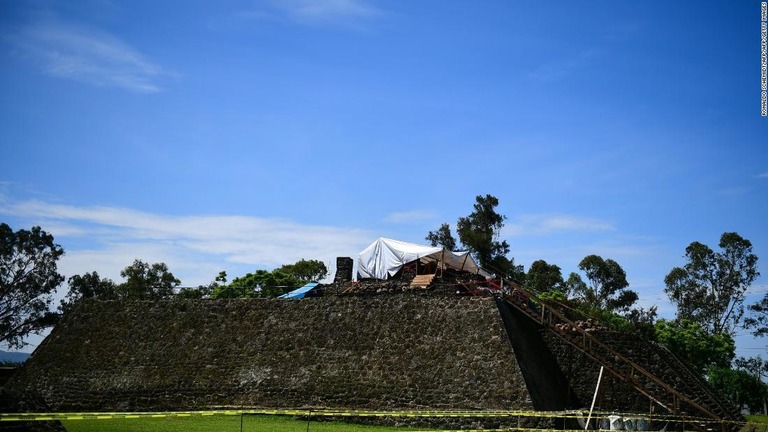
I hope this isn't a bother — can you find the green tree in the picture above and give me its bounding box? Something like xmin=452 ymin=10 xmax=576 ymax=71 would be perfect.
xmin=426 ymin=223 xmax=457 ymax=251
xmin=708 ymin=366 xmax=768 ymax=414
xmin=1 ymin=223 xmax=64 ymax=349
xmin=456 ymin=195 xmax=509 ymax=270
xmin=664 ymin=232 xmax=759 ymax=336
xmin=734 ymin=356 xmax=768 ymax=414
xmin=212 ymin=269 xmax=299 ymax=299
xmin=259 ymin=270 xmax=299 ymax=297
xmin=177 ymin=271 xmax=227 ymax=299
xmin=570 ymin=255 xmax=638 ymax=313
xmin=118 ymin=259 xmax=180 ymax=300
xmin=563 ymin=272 xmax=587 ymax=298
xmin=425 ymin=195 xmax=523 ymax=281
xmin=654 ymin=318 xmax=735 ymax=375
xmin=745 ymin=292 xmax=768 ymax=337
xmin=279 ymin=259 xmax=328 ymax=282
xmin=59 ymin=271 xmax=118 ymax=313
xmin=526 ymin=260 xmax=564 ymax=293
xmin=734 ymin=356 xmax=768 ymax=382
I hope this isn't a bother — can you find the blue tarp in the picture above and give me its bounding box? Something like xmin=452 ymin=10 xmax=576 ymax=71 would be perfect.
xmin=278 ymin=282 xmax=319 ymax=299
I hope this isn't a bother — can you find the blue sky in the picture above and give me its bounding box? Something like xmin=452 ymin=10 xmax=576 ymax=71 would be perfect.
xmin=1 ymin=0 xmax=766 ymax=355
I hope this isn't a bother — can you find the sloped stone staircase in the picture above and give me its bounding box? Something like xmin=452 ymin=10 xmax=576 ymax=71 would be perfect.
xmin=502 ymin=285 xmax=743 ymax=432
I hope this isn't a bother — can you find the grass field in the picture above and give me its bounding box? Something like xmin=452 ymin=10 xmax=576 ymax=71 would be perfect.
xmin=46 ymin=413 xmax=768 ymax=432
xmin=61 ymin=414 xmax=433 ymax=432
xmin=746 ymin=415 xmax=768 ymax=432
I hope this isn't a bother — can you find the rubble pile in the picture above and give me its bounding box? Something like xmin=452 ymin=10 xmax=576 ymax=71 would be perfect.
xmin=554 ymin=319 xmax=607 ymax=333
xmin=430 ymin=268 xmax=495 ymax=295
xmin=338 ymin=262 xmax=417 ymax=295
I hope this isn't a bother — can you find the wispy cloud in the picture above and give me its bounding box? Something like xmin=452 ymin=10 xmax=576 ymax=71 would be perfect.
xmin=715 ymin=186 xmax=749 ymax=197
xmin=504 ymin=214 xmax=615 ymax=237
xmin=0 ymin=199 xmax=372 ymax=286
xmin=10 ymin=22 xmax=168 ymax=93
xmin=384 ymin=210 xmax=437 ymax=224
xmin=275 ymin=0 xmax=380 ymax=24
xmin=757 ymin=172 xmax=768 ymax=179
xmin=232 ymin=0 xmax=382 ymax=28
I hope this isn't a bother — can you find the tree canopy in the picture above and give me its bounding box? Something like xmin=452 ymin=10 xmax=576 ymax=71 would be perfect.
xmin=60 ymin=260 xmax=181 ymax=310
xmin=708 ymin=366 xmax=768 ymax=414
xmin=654 ymin=318 xmax=735 ymax=375
xmin=211 ymin=258 xmax=325 ymax=299
xmin=62 ymin=258 xmax=324 ymax=303
xmin=456 ymin=195 xmax=510 ymax=271
xmin=525 ymin=259 xmax=565 ymax=293
xmin=746 ymin=292 xmax=768 ymax=337
xmin=177 ymin=271 xmax=227 ymax=299
xmin=118 ymin=259 xmax=180 ymax=300
xmin=734 ymin=356 xmax=768 ymax=383
xmin=425 ymin=223 xmax=457 ymax=252
xmin=427 ymin=195 xmax=523 ymax=281
xmin=212 ymin=269 xmax=299 ymax=299
xmin=278 ymin=259 xmax=328 ymax=282
xmin=568 ymin=255 xmax=638 ymax=313
xmin=59 ymin=271 xmax=118 ymax=313
xmin=664 ymin=232 xmax=759 ymax=336
xmin=1 ymin=223 xmax=64 ymax=349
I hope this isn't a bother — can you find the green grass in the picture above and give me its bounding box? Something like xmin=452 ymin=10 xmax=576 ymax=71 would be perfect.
xmin=744 ymin=415 xmax=768 ymax=432
xmin=61 ymin=414 xmax=432 ymax=432
xmin=58 ymin=413 xmax=768 ymax=432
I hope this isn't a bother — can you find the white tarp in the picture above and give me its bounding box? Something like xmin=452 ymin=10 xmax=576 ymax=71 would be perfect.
xmin=356 ymin=237 xmax=490 ymax=280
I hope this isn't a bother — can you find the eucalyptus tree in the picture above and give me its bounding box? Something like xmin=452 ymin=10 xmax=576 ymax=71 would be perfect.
xmin=665 ymin=232 xmax=759 ymax=336
xmin=1 ymin=223 xmax=64 ymax=348
xmin=569 ymin=255 xmax=638 ymax=313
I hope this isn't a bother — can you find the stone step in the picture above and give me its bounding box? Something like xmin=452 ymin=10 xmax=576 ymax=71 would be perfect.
xmin=502 ymin=289 xmax=742 ymax=431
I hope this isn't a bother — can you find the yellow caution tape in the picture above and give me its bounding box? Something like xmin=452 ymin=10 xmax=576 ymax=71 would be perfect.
xmin=0 ymin=407 xmax=747 ymax=427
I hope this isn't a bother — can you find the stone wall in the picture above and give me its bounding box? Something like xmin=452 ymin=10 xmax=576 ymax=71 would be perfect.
xmin=0 ymin=367 xmax=17 ymax=388
xmin=3 ymin=297 xmax=532 ymax=415
xmin=3 ymin=294 xmax=737 ymax=429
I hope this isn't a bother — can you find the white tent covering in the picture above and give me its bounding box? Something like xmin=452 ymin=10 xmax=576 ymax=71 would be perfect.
xmin=356 ymin=237 xmax=491 ymax=280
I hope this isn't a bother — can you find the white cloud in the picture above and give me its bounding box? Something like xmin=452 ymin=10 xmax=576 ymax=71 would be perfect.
xmin=239 ymin=0 xmax=381 ymax=28
xmin=277 ymin=0 xmax=380 ymax=22
xmin=757 ymin=172 xmax=768 ymax=179
xmin=0 ymin=199 xmax=372 ymax=287
xmin=383 ymin=210 xmax=437 ymax=224
xmin=715 ymin=186 xmax=749 ymax=197
xmin=11 ymin=22 xmax=168 ymax=93
xmin=504 ymin=214 xmax=615 ymax=237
